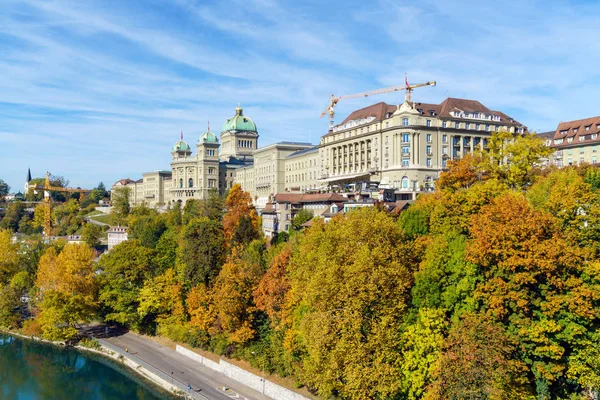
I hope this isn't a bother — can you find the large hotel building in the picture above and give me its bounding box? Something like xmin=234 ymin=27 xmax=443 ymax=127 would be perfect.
xmin=113 ymin=97 xmax=526 ymax=211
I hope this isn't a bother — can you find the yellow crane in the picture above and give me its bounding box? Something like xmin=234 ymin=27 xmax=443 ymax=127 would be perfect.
xmin=320 ymin=78 xmax=436 ymax=130
xmin=31 ymin=171 xmax=92 ymax=236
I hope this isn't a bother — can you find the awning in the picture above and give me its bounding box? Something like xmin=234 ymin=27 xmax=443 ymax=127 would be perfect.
xmin=319 ymin=172 xmax=371 ymax=183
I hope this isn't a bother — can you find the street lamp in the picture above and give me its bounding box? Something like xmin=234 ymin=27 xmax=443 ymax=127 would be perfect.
xmin=251 ymin=351 xmax=266 ymax=394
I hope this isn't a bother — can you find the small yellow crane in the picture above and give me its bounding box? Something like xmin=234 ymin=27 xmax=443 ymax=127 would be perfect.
xmin=320 ymin=78 xmax=436 ymax=130
xmin=31 ymin=171 xmax=92 ymax=236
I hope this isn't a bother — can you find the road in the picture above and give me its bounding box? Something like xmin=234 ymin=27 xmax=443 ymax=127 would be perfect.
xmin=105 ymin=332 xmax=270 ymax=400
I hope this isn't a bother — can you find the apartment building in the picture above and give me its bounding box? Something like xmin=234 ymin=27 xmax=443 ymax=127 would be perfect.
xmin=545 ymin=116 xmax=600 ymax=166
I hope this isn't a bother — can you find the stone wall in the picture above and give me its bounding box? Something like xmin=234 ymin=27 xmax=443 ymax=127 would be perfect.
xmin=176 ymin=345 xmax=309 ymax=400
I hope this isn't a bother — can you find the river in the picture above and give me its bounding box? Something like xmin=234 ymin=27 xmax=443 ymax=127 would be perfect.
xmin=0 ymin=333 xmax=174 ymax=400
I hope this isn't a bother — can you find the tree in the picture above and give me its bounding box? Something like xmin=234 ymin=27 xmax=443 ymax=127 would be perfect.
xmin=401 ymin=308 xmax=448 ymax=400
xmin=207 ymin=241 xmax=266 ymax=344
xmin=291 ymin=209 xmax=313 ymax=230
xmin=223 ymin=184 xmax=259 ymax=247
xmin=426 ymin=313 xmax=528 ymax=399
xmin=232 ymin=215 xmax=261 ymax=247
xmin=437 ymin=154 xmax=480 ymax=191
xmin=153 ymin=228 xmax=178 ymax=274
xmin=0 ymin=179 xmax=10 ymax=199
xmin=110 ymin=187 xmax=131 ymax=225
xmin=476 ymin=130 xmax=553 ymax=189
xmin=254 ymin=246 xmax=292 ymax=328
xmin=98 ymin=240 xmax=155 ymax=329
xmin=137 ymin=268 xmax=185 ymax=331
xmin=398 ymin=204 xmax=430 ymax=239
xmin=128 ymin=213 xmax=167 ymax=248
xmin=0 ymin=202 xmax=25 ymax=232
xmin=0 ymin=229 xmax=19 ymax=284
xmin=35 ymin=244 xmax=97 ymax=340
xmin=177 ymin=217 xmax=224 ymax=287
xmin=201 ymin=189 xmax=225 ymax=222
xmin=81 ymin=223 xmax=104 ymax=248
xmin=467 ymin=192 xmax=600 ymax=396
xmin=286 ymin=208 xmax=415 ymax=399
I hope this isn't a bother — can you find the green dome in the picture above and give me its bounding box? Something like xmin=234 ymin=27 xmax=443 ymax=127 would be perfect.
xmin=172 ymin=140 xmax=191 ymax=152
xmin=221 ymin=106 xmax=257 ymax=133
xmin=199 ymin=130 xmax=218 ymax=143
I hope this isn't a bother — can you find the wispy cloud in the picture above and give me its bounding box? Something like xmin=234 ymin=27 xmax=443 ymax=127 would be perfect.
xmin=0 ymin=0 xmax=599 ymax=190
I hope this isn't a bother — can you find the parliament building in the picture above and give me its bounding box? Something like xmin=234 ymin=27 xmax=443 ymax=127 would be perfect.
xmin=113 ymin=97 xmax=526 ymax=209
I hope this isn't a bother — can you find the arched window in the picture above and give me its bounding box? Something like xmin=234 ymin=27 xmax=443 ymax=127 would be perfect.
xmin=401 ymin=176 xmax=409 ymax=189
xmin=179 ymin=179 xmax=183 ymax=188
xmin=189 ymin=178 xmax=193 ymax=188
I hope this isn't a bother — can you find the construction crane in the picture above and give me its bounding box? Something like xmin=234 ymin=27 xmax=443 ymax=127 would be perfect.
xmin=31 ymin=171 xmax=92 ymax=236
xmin=320 ymin=78 xmax=436 ymax=130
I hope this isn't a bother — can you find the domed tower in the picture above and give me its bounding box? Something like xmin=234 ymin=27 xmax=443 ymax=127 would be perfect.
xmin=171 ymin=132 xmax=194 ymax=194
xmin=219 ymin=105 xmax=258 ymax=162
xmin=197 ymin=122 xmax=220 ymax=194
xmin=172 ymin=132 xmax=192 ymax=160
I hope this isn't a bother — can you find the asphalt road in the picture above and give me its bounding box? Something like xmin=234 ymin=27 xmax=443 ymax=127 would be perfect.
xmin=105 ymin=332 xmax=270 ymax=400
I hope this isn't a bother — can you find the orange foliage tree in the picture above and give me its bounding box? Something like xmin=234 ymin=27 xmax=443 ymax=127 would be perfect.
xmin=222 ymin=184 xmax=260 ymax=248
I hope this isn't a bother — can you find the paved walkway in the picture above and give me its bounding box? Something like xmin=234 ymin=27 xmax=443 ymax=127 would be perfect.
xmin=105 ymin=332 xmax=271 ymax=400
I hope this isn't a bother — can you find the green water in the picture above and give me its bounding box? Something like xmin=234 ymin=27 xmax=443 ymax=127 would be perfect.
xmin=0 ymin=334 xmax=172 ymax=400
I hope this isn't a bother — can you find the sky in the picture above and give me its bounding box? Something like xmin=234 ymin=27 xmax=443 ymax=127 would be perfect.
xmin=1 ymin=0 xmax=600 ymax=191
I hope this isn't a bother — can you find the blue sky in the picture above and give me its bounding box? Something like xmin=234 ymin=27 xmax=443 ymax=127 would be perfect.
xmin=1 ymin=0 xmax=600 ymax=191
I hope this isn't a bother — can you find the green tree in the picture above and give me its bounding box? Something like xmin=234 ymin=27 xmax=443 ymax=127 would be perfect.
xmin=81 ymin=223 xmax=104 ymax=248
xmin=137 ymin=268 xmax=186 ymax=332
xmin=128 ymin=213 xmax=167 ymax=248
xmin=0 ymin=284 xmax=20 ymax=327
xmin=201 ymin=189 xmax=225 ymax=222
xmin=110 ymin=187 xmax=131 ymax=225
xmin=401 ymin=308 xmax=448 ymax=400
xmin=233 ymin=215 xmax=261 ymax=247
xmin=0 ymin=179 xmax=10 ymax=199
xmin=398 ymin=204 xmax=430 ymax=239
xmin=177 ymin=217 xmax=224 ymax=287
xmin=0 ymin=201 xmax=25 ymax=232
xmin=291 ymin=209 xmax=313 ymax=230
xmin=153 ymin=228 xmax=178 ymax=274
xmin=98 ymin=240 xmax=155 ymax=329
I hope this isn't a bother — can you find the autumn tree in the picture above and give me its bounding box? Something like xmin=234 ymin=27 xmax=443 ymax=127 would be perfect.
xmin=437 ymin=154 xmax=480 ymax=191
xmin=35 ymin=244 xmax=97 ymax=340
xmin=0 ymin=229 xmax=20 ymax=284
xmin=0 ymin=202 xmax=25 ymax=232
xmin=467 ymin=192 xmax=600 ymax=396
xmin=476 ymin=130 xmax=552 ymax=189
xmin=254 ymin=246 xmax=292 ymax=328
xmin=285 ymin=208 xmax=415 ymax=399
xmin=177 ymin=217 xmax=224 ymax=287
xmin=223 ymin=184 xmax=260 ymax=247
xmin=291 ymin=209 xmax=313 ymax=230
xmin=426 ymin=313 xmax=528 ymax=399
xmin=137 ymin=268 xmax=186 ymax=333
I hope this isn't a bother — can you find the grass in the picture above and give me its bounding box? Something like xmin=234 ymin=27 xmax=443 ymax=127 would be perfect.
xmin=88 ymin=213 xmax=112 ymax=224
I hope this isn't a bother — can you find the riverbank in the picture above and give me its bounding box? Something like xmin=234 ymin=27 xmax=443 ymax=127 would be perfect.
xmin=0 ymin=330 xmax=175 ymax=399
xmin=0 ymin=328 xmax=182 ymax=399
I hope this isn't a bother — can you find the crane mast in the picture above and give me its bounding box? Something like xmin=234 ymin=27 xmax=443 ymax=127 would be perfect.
xmin=320 ymin=80 xmax=436 ymax=130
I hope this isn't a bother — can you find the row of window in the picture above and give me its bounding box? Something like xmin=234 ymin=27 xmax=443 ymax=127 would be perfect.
xmin=238 ymin=139 xmax=253 ymax=148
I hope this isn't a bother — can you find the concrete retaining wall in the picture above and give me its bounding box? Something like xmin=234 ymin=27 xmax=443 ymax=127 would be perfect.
xmin=176 ymin=345 xmax=309 ymax=400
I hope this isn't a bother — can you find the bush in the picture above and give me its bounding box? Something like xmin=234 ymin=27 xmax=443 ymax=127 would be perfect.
xmin=79 ymin=338 xmax=101 ymax=350
xmin=22 ymin=319 xmax=43 ymax=337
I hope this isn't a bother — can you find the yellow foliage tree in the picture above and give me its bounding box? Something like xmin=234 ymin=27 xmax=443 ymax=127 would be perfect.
xmin=0 ymin=229 xmax=20 ymax=284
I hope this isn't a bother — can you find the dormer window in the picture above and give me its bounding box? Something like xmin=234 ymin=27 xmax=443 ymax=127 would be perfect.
xmin=560 ymin=130 xmax=568 ymax=135
xmin=579 ymin=136 xmax=585 ymax=142
xmin=574 ymin=128 xmax=578 ymax=133
xmin=593 ymin=134 xmax=598 ymax=140
xmin=554 ymin=139 xmax=564 ymax=145
xmin=568 ymin=137 xmax=574 ymax=143
xmin=586 ymin=125 xmax=591 ymax=131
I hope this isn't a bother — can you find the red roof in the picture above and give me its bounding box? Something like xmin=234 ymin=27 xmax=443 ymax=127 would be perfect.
xmin=551 ymin=115 xmax=600 ymax=148
xmin=274 ymin=193 xmax=347 ymax=204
